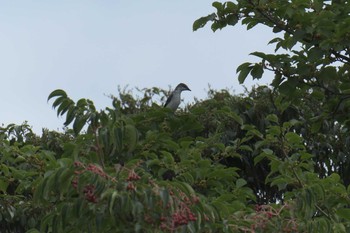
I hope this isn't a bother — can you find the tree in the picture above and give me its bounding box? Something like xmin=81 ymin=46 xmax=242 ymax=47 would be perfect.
xmin=192 ymin=0 xmax=350 ymax=231
xmin=194 ymin=0 xmax=350 ymax=127
xmin=2 ymin=0 xmax=350 ymax=232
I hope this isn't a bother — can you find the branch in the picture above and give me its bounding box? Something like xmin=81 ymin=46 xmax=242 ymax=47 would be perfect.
xmin=331 ymin=50 xmax=350 ymax=65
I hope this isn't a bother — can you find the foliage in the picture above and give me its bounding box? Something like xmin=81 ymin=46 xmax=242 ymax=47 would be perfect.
xmin=191 ymin=0 xmax=350 ymax=231
xmin=1 ymin=84 xmax=350 ymax=232
xmin=193 ymin=0 xmax=350 ymax=128
xmin=1 ymin=0 xmax=350 ymax=232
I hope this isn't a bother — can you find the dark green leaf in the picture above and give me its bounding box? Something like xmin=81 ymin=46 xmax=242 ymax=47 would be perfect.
xmin=48 ymin=89 xmax=67 ymax=101
xmin=64 ymin=107 xmax=77 ymax=126
xmin=212 ymin=2 xmax=223 ymax=11
xmin=193 ymin=13 xmax=216 ymax=31
xmin=228 ymin=111 xmax=243 ymax=125
xmin=251 ymin=64 xmax=264 ymax=80
xmin=285 ymin=132 xmax=302 ymax=145
xmin=0 ymin=178 xmax=9 ymax=193
xmin=337 ymin=208 xmax=350 ymax=221
xmin=73 ymin=115 xmax=88 ymax=134
xmin=160 ymin=189 xmax=169 ymax=208
xmin=236 ymin=178 xmax=247 ymax=188
xmin=236 ymin=62 xmax=253 ymax=84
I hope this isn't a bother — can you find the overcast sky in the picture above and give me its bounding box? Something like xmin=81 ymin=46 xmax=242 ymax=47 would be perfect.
xmin=0 ymin=1 xmax=275 ymax=133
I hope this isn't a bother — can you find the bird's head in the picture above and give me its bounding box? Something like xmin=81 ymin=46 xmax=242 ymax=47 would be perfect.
xmin=175 ymin=83 xmax=191 ymax=92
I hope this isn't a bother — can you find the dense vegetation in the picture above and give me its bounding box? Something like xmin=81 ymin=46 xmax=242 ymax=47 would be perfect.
xmin=2 ymin=0 xmax=350 ymax=232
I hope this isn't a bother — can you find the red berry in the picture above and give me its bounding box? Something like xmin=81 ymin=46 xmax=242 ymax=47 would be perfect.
xmin=127 ymin=182 xmax=136 ymax=191
xmin=127 ymin=171 xmax=141 ymax=181
xmin=83 ymin=184 xmax=98 ymax=203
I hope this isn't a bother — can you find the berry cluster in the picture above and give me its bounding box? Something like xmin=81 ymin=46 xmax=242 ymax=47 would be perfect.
xmin=71 ymin=161 xmax=110 ymax=203
xmin=86 ymin=163 xmax=108 ymax=178
xmin=71 ymin=177 xmax=78 ymax=189
xmin=249 ymin=204 xmax=298 ymax=232
xmin=250 ymin=205 xmax=274 ymax=230
xmin=126 ymin=182 xmax=136 ymax=191
xmin=83 ymin=184 xmax=98 ymax=203
xmin=125 ymin=169 xmax=141 ymax=192
xmin=160 ymin=208 xmax=197 ymax=231
xmin=171 ymin=205 xmax=197 ymax=227
xmin=71 ymin=177 xmax=98 ymax=203
xmin=73 ymin=161 xmax=84 ymax=168
xmin=183 ymin=195 xmax=200 ymax=205
xmin=73 ymin=161 xmax=109 ymax=179
xmin=158 ymin=189 xmax=199 ymax=231
xmin=126 ymin=170 xmax=141 ymax=181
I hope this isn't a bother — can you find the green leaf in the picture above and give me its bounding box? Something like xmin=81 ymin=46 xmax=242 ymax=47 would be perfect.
xmin=250 ymin=64 xmax=264 ymax=80
xmin=73 ymin=115 xmax=88 ymax=134
xmin=308 ymin=47 xmax=324 ymax=62
xmin=228 ymin=111 xmax=243 ymax=125
xmin=225 ymin=1 xmax=237 ymax=13
xmin=262 ymin=148 xmax=273 ymax=155
xmin=337 ymin=208 xmax=350 ymax=221
xmin=57 ymin=99 xmax=74 ymax=117
xmin=278 ymin=78 xmax=299 ymax=96
xmin=193 ymin=13 xmax=216 ymax=31
xmin=0 ymin=178 xmax=9 ymax=193
xmin=236 ymin=62 xmax=253 ymax=84
xmin=77 ymin=98 xmax=88 ymax=107
xmin=114 ymin=127 xmax=123 ymax=152
xmin=239 ymin=145 xmax=252 ymax=152
xmin=250 ymin=51 xmax=267 ymax=59
xmin=48 ymin=89 xmax=67 ymax=101
xmin=26 ymin=229 xmax=41 ymax=233
xmin=254 ymin=153 xmax=266 ymax=165
xmin=179 ymin=172 xmax=195 ymax=184
xmin=319 ymin=66 xmax=337 ymax=81
xmin=270 ymin=177 xmax=288 ymax=191
xmin=285 ymin=132 xmax=302 ymax=145
xmin=161 ymin=151 xmax=174 ymax=164
xmin=160 ymin=188 xmax=170 ymax=208
xmin=109 ymin=191 xmax=118 ymax=214
xmin=64 ymin=107 xmax=77 ymax=126
xmin=211 ymin=21 xmax=222 ymax=32
xmin=236 ymin=178 xmax=247 ymax=188
xmin=226 ymin=14 xmax=238 ymax=26
xmin=124 ymin=124 xmax=138 ymax=152
xmin=268 ymin=37 xmax=283 ymax=45
xmin=0 ymin=164 xmax=10 ymax=176
xmin=266 ymin=114 xmax=279 ymax=123
xmin=61 ymin=203 xmax=70 ymax=228
xmin=52 ymin=96 xmax=66 ymax=110
xmin=254 ymin=148 xmax=275 ymax=165
xmin=212 ymin=2 xmax=223 ymax=11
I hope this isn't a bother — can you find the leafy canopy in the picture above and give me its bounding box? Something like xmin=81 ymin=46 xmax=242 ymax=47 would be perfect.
xmin=2 ymin=0 xmax=350 ymax=232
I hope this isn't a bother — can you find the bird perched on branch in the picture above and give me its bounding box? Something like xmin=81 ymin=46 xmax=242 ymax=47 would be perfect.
xmin=164 ymin=83 xmax=191 ymax=111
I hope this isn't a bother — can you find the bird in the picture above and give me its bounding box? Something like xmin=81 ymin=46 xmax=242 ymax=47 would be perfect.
xmin=164 ymin=83 xmax=191 ymax=111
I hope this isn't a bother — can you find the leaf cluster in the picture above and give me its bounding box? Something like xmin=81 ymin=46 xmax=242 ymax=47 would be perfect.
xmin=1 ymin=84 xmax=350 ymax=232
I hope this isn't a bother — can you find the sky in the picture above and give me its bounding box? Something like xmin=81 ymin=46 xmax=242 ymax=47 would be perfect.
xmin=0 ymin=1 xmax=276 ymax=133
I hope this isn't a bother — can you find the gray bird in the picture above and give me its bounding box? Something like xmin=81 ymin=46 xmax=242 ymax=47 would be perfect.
xmin=164 ymin=83 xmax=191 ymax=111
